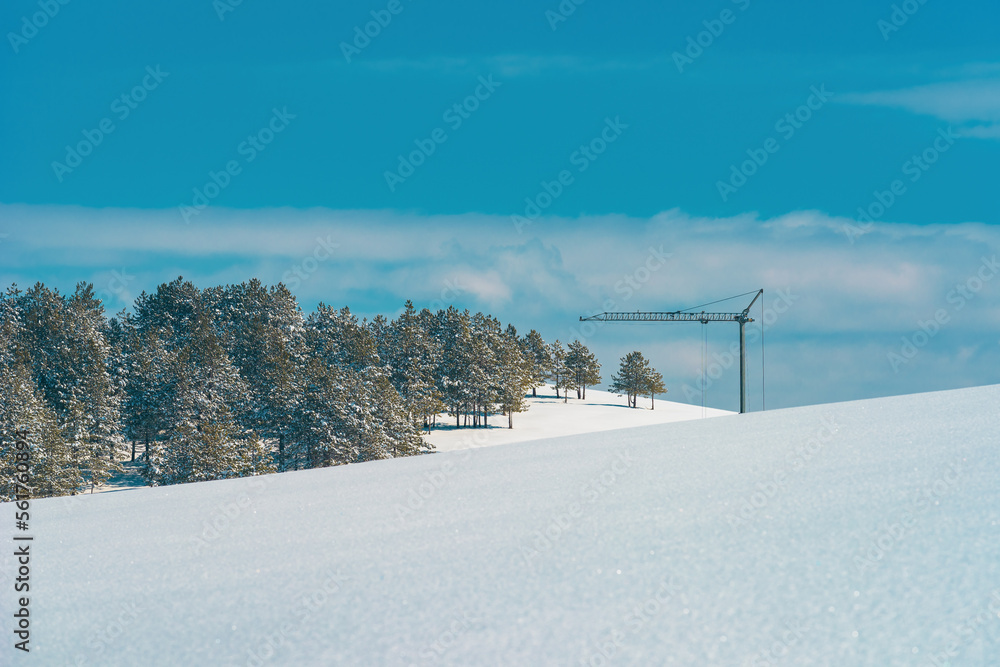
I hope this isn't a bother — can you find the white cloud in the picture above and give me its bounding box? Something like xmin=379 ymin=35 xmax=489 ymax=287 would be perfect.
xmin=2 ymin=203 xmax=999 ymax=409
xmin=842 ymin=77 xmax=1000 ymax=139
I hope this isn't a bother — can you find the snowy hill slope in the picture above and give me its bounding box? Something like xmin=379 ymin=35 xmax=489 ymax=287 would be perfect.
xmin=426 ymin=385 xmax=731 ymax=452
xmin=4 ymin=385 xmax=1000 ymax=665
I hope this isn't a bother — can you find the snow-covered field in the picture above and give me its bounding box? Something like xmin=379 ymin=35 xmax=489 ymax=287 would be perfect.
xmin=4 ymin=384 xmax=1000 ymax=665
xmin=426 ymin=386 xmax=731 ymax=452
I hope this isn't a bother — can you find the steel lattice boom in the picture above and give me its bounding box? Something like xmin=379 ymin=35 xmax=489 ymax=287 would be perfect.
xmin=580 ymin=289 xmax=763 ymax=413
xmin=581 ymin=311 xmax=748 ymax=323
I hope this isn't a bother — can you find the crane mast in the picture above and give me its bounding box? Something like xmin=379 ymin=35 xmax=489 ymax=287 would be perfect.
xmin=580 ymin=289 xmax=763 ymax=414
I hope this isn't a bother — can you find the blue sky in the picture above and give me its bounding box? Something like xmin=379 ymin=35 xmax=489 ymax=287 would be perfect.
xmin=2 ymin=0 xmax=999 ymax=410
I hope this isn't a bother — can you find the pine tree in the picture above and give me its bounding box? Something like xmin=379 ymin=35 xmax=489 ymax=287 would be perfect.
xmin=610 ymin=351 xmax=658 ymax=409
xmin=644 ymin=367 xmax=667 ymax=410
xmin=521 ymin=330 xmax=550 ymax=398
xmin=548 ymin=341 xmax=569 ymax=402
xmin=495 ymin=325 xmax=535 ymax=428
xmin=434 ymin=307 xmax=476 ymax=428
xmin=147 ymin=310 xmax=274 ymax=485
xmin=213 ymin=281 xmax=306 ymax=470
xmin=469 ymin=313 xmax=499 ymax=427
xmin=565 ymin=340 xmax=602 ymax=400
xmin=386 ymin=301 xmax=444 ymax=432
xmin=18 ymin=283 xmax=126 ymax=491
xmin=0 ymin=287 xmax=81 ymax=499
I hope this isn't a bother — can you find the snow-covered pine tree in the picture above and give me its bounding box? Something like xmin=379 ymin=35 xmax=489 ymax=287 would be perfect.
xmin=119 ymin=320 xmax=176 ymax=466
xmin=644 ymin=367 xmax=667 ymax=410
xmin=468 ymin=313 xmax=499 ymax=427
xmin=521 ymin=330 xmax=550 ymax=398
xmin=18 ymin=283 xmax=126 ymax=491
xmin=610 ymin=351 xmax=659 ymax=409
xmin=565 ymin=340 xmax=602 ymax=399
xmin=307 ymin=304 xmax=381 ymax=372
xmin=494 ymin=324 xmax=536 ymax=428
xmin=547 ymin=340 xmax=570 ymax=401
xmin=149 ymin=310 xmax=274 ymax=485
xmin=286 ymin=303 xmax=428 ymax=470
xmin=433 ymin=307 xmax=476 ymax=428
xmin=0 ymin=286 xmax=81 ymax=499
xmin=386 ymin=301 xmax=444 ymax=432
xmin=212 ymin=280 xmax=307 ymax=470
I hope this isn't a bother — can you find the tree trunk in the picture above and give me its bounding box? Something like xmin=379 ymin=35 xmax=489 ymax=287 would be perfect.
xmin=508 ymin=412 xmax=513 ymax=429
xmin=583 ymin=385 xmax=587 ymax=399
xmin=532 ymin=387 xmax=537 ymax=397
xmin=651 ymin=393 xmax=655 ymax=410
xmin=131 ymin=440 xmax=136 ymax=462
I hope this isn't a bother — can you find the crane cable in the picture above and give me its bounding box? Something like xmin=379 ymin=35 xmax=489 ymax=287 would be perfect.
xmin=701 ymin=321 xmax=708 ymax=418
xmin=760 ymin=291 xmax=766 ymax=412
xmin=679 ymin=290 xmax=760 ymax=314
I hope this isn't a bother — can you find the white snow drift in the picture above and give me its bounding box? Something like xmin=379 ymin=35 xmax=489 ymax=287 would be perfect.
xmin=3 ymin=384 xmax=1000 ymax=665
xmin=425 ymin=386 xmax=730 ymax=452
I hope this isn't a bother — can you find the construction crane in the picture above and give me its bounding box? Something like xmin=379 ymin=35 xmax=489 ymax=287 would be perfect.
xmin=580 ymin=289 xmax=764 ymax=414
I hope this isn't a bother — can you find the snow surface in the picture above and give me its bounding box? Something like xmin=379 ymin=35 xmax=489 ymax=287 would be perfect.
xmin=4 ymin=384 xmax=1000 ymax=665
xmin=425 ymin=386 xmax=731 ymax=452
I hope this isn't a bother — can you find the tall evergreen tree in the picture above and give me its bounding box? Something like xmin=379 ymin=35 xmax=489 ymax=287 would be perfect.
xmin=494 ymin=325 xmax=535 ymax=428
xmin=0 ymin=287 xmax=81 ymax=499
xmin=386 ymin=301 xmax=444 ymax=432
xmin=146 ymin=311 xmax=273 ymax=485
xmin=565 ymin=340 xmax=602 ymax=400
xmin=522 ymin=330 xmax=550 ymax=398
xmin=644 ymin=367 xmax=667 ymax=410
xmin=610 ymin=351 xmax=660 ymax=409
xmin=18 ymin=283 xmax=125 ymax=490
xmin=547 ymin=340 xmax=569 ymax=401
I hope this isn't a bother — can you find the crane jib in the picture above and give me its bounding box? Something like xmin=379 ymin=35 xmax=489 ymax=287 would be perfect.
xmin=578 ymin=289 xmax=764 ymax=413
